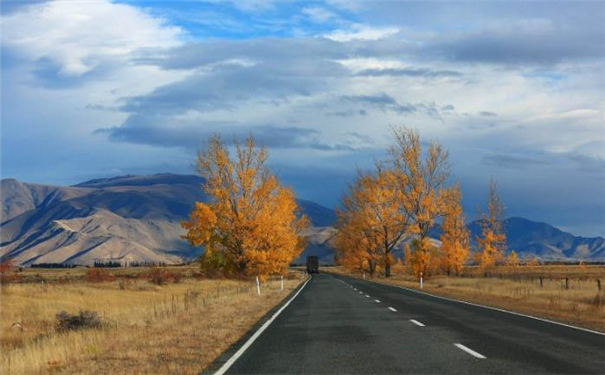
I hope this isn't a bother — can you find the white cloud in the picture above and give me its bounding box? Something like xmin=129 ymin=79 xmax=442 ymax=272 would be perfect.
xmin=324 ymin=24 xmax=400 ymax=42
xmin=2 ymin=0 xmax=183 ymax=77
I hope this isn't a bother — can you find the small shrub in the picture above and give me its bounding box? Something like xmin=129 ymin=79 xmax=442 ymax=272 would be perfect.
xmin=147 ymin=267 xmax=183 ymax=285
xmin=148 ymin=267 xmax=168 ymax=285
xmin=56 ymin=310 xmax=103 ymax=332
xmin=0 ymin=259 xmax=18 ymax=285
xmin=86 ymin=268 xmax=115 ymax=283
xmin=171 ymin=271 xmax=182 ymax=283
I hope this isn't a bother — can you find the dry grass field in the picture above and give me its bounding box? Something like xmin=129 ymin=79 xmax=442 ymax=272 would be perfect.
xmin=0 ymin=266 xmax=304 ymax=375
xmin=328 ymin=265 xmax=605 ymax=332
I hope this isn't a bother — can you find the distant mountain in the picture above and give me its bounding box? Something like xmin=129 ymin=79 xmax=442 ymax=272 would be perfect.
xmin=1 ymin=174 xmax=337 ymax=266
xmin=2 ymin=174 xmax=603 ymax=265
xmin=429 ymin=217 xmax=605 ymax=261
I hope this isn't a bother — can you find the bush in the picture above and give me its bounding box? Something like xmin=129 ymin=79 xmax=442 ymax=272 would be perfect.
xmin=86 ymin=268 xmax=115 ymax=283
xmin=149 ymin=267 xmax=168 ymax=285
xmin=147 ymin=267 xmax=183 ymax=285
xmin=0 ymin=260 xmax=18 ymax=285
xmin=56 ymin=310 xmax=103 ymax=332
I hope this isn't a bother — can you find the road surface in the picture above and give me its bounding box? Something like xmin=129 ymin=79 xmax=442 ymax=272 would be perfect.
xmin=215 ymin=273 xmax=605 ymax=374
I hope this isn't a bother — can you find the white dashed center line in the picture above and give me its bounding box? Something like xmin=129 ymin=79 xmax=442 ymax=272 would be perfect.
xmin=409 ymin=319 xmax=425 ymax=327
xmin=365 ymin=294 xmax=370 ymax=298
xmin=375 ymin=299 xmax=381 ymax=303
xmin=454 ymin=344 xmax=486 ymax=359
xmin=388 ymin=307 xmax=397 ymax=312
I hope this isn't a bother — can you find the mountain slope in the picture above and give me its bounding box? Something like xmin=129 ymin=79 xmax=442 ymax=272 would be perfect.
xmin=428 ymin=217 xmax=605 ymax=261
xmin=0 ymin=174 xmax=337 ymax=265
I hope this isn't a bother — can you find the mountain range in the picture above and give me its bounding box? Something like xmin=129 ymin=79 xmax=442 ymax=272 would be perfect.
xmin=1 ymin=173 xmax=603 ymax=266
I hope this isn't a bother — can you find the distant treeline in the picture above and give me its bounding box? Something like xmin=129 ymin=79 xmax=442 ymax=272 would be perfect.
xmin=30 ymin=263 xmax=78 ymax=269
xmin=29 ymin=261 xmax=170 ymax=268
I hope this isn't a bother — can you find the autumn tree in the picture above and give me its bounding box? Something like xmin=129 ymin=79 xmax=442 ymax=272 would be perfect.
xmin=181 ymin=135 xmax=309 ymax=278
xmin=506 ymin=250 xmax=519 ymax=268
xmin=439 ymin=185 xmax=470 ymax=275
xmin=333 ymin=218 xmax=380 ymax=276
xmin=476 ymin=179 xmax=507 ymax=270
xmin=388 ymin=127 xmax=450 ymax=277
xmin=334 ymin=166 xmax=409 ymax=277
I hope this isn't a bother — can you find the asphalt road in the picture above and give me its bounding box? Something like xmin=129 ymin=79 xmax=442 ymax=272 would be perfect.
xmin=219 ymin=273 xmax=605 ymax=374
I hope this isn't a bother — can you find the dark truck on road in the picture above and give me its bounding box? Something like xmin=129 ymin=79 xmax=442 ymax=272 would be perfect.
xmin=306 ymin=256 xmax=319 ymax=274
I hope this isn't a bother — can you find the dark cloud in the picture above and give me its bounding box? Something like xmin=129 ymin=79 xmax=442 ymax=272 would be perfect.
xmin=356 ymin=67 xmax=462 ymax=78
xmin=340 ymin=93 xmax=454 ymax=118
xmin=478 ymin=111 xmax=497 ymax=117
xmin=121 ymin=61 xmax=344 ymax=115
xmin=482 ymin=152 xmax=551 ymax=169
xmin=96 ymin=118 xmax=367 ymax=151
xmin=567 ymin=153 xmax=605 ymax=174
xmin=422 ymin=21 xmax=605 ymax=65
xmin=325 ymin=109 xmax=368 ymax=117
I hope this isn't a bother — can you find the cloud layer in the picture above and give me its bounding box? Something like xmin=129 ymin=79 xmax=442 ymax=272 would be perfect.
xmin=2 ymin=0 xmax=604 ymax=236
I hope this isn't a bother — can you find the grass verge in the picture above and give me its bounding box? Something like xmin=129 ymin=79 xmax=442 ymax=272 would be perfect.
xmin=1 ymin=269 xmax=305 ymax=375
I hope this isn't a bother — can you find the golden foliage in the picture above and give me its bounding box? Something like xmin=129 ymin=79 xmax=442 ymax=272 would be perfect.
xmin=182 ymin=135 xmax=308 ymax=278
xmin=439 ymin=185 xmax=470 ymax=275
xmin=334 ymin=166 xmax=409 ymax=277
xmin=388 ymin=127 xmax=451 ymax=277
xmin=476 ymin=179 xmax=507 ymax=270
xmin=506 ymin=250 xmax=520 ymax=268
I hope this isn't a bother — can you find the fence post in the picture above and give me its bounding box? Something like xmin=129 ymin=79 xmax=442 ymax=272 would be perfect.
xmin=256 ymin=276 xmax=261 ymax=296
xmin=539 ymin=276 xmax=543 ymax=288
xmin=565 ymin=277 xmax=569 ymax=290
xmin=598 ymin=279 xmax=602 ymax=292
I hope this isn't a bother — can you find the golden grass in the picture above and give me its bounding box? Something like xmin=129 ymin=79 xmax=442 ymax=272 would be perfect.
xmin=328 ymin=265 xmax=605 ymax=332
xmin=1 ymin=270 xmax=304 ymax=375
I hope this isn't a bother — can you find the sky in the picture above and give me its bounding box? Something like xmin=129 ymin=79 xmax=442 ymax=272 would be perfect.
xmin=1 ymin=0 xmax=604 ymax=236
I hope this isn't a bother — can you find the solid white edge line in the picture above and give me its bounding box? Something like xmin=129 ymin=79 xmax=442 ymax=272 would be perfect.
xmin=410 ymin=319 xmax=425 ymax=327
xmin=454 ymin=343 xmax=486 ymax=359
xmin=388 ymin=307 xmax=397 ymax=312
xmin=375 ymin=299 xmax=381 ymax=303
xmin=355 ymin=276 xmax=605 ymax=336
xmin=214 ymin=276 xmax=312 ymax=375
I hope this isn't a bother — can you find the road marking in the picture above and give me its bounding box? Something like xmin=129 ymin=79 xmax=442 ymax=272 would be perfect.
xmin=454 ymin=343 xmax=486 ymax=359
xmin=375 ymin=299 xmax=381 ymax=303
xmin=388 ymin=307 xmax=397 ymax=312
xmin=410 ymin=319 xmax=425 ymax=327
xmin=214 ymin=276 xmax=312 ymax=375
xmin=359 ymin=291 xmax=363 ymax=294
xmin=356 ymin=277 xmax=605 ymax=336
xmin=365 ymin=294 xmax=370 ymax=298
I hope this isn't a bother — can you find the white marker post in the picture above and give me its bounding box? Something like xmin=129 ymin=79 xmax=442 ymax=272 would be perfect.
xmin=363 ymin=272 xmax=366 ymax=279
xmin=420 ymin=272 xmax=423 ymax=289
xmin=280 ymin=275 xmax=284 ymax=291
xmin=256 ymin=276 xmax=261 ymax=296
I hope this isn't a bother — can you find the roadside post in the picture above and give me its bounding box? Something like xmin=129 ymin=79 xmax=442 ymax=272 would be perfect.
xmin=363 ymin=272 xmax=366 ymax=279
xmin=420 ymin=272 xmax=423 ymax=289
xmin=256 ymin=276 xmax=261 ymax=296
xmin=281 ymin=275 xmax=284 ymax=291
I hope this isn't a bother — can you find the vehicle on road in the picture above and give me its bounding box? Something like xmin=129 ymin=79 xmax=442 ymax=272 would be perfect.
xmin=306 ymin=256 xmax=319 ymax=274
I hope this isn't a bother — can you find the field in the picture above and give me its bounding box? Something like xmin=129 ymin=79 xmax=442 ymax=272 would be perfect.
xmin=0 ymin=266 xmax=304 ymax=375
xmin=328 ymin=265 xmax=605 ymax=332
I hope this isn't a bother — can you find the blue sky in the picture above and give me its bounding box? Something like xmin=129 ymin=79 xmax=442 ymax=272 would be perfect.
xmin=1 ymin=0 xmax=604 ymax=236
